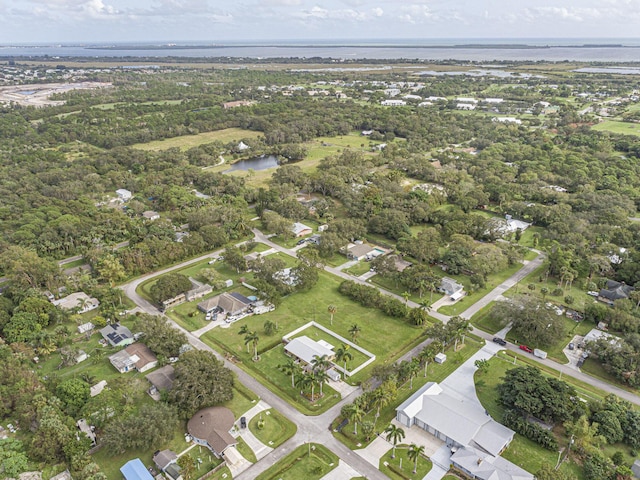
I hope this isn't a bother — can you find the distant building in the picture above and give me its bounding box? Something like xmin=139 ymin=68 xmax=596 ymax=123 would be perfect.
xmin=100 ymin=323 xmax=133 ymax=347
xmin=153 ymin=450 xmax=181 ymax=480
xmin=222 ymin=100 xmax=255 ymax=109
xmin=439 ymin=277 xmax=465 ymax=301
xmin=142 ymin=211 xmax=160 ymax=221
xmin=492 ymin=117 xmax=522 ymax=125
xmin=344 ymin=243 xmax=387 ymax=261
xmin=77 ymin=419 xmax=96 ymax=446
xmin=457 ymin=103 xmax=476 ymax=110
xmin=120 ymin=459 xmax=154 ymax=480
xmin=284 ymin=335 xmax=335 ymax=366
xmin=77 ymin=322 xmax=95 ymax=334
xmin=116 ymin=189 xmax=132 ymax=201
xmin=53 ymin=292 xmax=99 ymax=313
xmin=109 ymin=343 xmax=158 ymax=373
xmin=291 ymin=222 xmax=312 ymax=237
xmin=381 ymin=99 xmax=406 ymax=107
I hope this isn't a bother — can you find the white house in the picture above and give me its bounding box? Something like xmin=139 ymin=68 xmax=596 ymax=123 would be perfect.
xmin=53 ymin=292 xmax=100 ymax=313
xmin=381 ymin=99 xmax=406 ymax=107
xmin=457 ymin=103 xmax=476 ymax=110
xmin=116 ymin=189 xmax=132 ymax=201
xmin=396 ymin=382 xmax=514 ymax=457
xmin=492 ymin=117 xmax=522 ymax=125
xmin=142 ymin=211 xmax=160 ymax=221
xmin=284 ymin=336 xmax=335 ymax=366
xmin=291 ymin=222 xmax=312 ymax=237
xmin=439 ymin=277 xmax=465 ymax=301
xmin=109 ymin=343 xmax=158 ymax=373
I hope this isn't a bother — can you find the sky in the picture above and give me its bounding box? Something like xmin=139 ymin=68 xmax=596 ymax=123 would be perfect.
xmin=0 ymin=0 xmax=639 ymax=44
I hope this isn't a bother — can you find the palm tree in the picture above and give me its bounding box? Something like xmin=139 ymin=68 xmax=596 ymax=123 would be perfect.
xmin=407 ymin=443 xmax=425 ymax=474
xmin=419 ymin=300 xmax=431 ymax=314
xmin=315 ymin=369 xmax=329 ymax=397
xmin=295 ymin=372 xmax=313 ymax=398
xmin=402 ymin=291 xmax=411 ymax=306
xmin=335 ymin=344 xmax=353 ymax=376
xmin=384 ymin=424 xmax=405 ymax=459
xmin=244 ymin=331 xmax=260 ymax=361
xmin=311 ymin=354 xmax=331 ymax=373
xmin=345 ymin=403 xmax=363 ymax=435
xmin=327 ymin=304 xmax=337 ymax=325
xmin=239 ymin=324 xmax=251 ymax=352
xmin=349 ymin=324 xmax=361 ymax=344
xmin=279 ymin=358 xmax=300 ymax=388
xmin=408 ymin=359 xmax=421 ymax=389
xmin=420 ymin=343 xmax=440 ymax=377
xmin=372 ymin=380 xmax=396 ymax=429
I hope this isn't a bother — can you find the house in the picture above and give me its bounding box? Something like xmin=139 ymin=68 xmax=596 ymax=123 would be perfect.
xmin=53 ymin=292 xmax=100 ymax=313
xmin=439 ymin=277 xmax=465 ymax=301
xmin=284 ymin=335 xmax=335 ymax=366
xmin=451 ymin=446 xmax=534 ymax=480
xmin=100 ymin=323 xmax=133 ymax=347
xmin=77 ymin=322 xmax=95 ymax=334
xmin=153 ymin=450 xmax=181 ymax=480
xmin=484 ymin=98 xmax=504 ymax=104
xmin=598 ymin=280 xmax=634 ymax=306
xmin=237 ymin=141 xmax=250 ymax=151
xmin=381 ymin=99 xmax=406 ymax=106
xmin=389 ymin=254 xmax=412 ymax=272
xmin=457 ymin=97 xmax=478 ymax=103
xmin=75 ymin=350 xmax=88 ymax=364
xmin=222 ymin=100 xmax=255 ymax=109
xmin=457 ymin=103 xmax=476 ymax=110
xmin=396 ymin=382 xmax=514 ymax=457
xmin=187 ymin=406 xmax=238 ymax=457
xmin=197 ymin=292 xmax=252 ymax=316
xmin=318 ymin=224 xmax=329 ymax=232
xmin=142 ymin=211 xmax=160 ymax=221
xmin=116 ymin=189 xmax=132 ymax=202
xmin=76 ymin=419 xmax=96 ymax=446
xmin=308 ymin=234 xmax=322 ymax=245
xmin=273 ymin=268 xmax=299 ymax=287
xmin=109 ymin=343 xmax=158 ymax=373
xmin=291 ymin=222 xmax=312 ymax=237
xmin=345 ymin=243 xmax=387 ymax=261
xmin=632 ymin=459 xmax=640 ymax=479
xmin=492 ymin=117 xmax=522 ymax=125
xmin=120 ymin=459 xmax=154 ymax=480
xmin=146 ymin=365 xmax=175 ymax=399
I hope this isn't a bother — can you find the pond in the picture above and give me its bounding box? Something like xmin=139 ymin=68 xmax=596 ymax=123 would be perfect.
xmin=224 ymin=155 xmax=279 ymax=173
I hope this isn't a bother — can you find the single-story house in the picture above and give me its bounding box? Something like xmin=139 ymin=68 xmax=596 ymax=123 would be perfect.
xmin=381 ymin=99 xmax=406 ymax=106
xmin=76 ymin=419 xmax=96 ymax=446
xmin=53 ymin=292 xmax=100 ymax=313
xmin=396 ymin=382 xmax=514 ymax=457
xmin=291 ymin=222 xmax=313 ymax=237
xmin=451 ymin=446 xmax=534 ymax=480
xmin=439 ymin=277 xmax=465 ymax=301
xmin=109 ymin=343 xmax=158 ymax=373
xmin=116 ymin=189 xmax=132 ymax=202
xmin=345 ymin=243 xmax=387 ymax=261
xmin=153 ymin=450 xmax=181 ymax=480
xmin=284 ymin=335 xmax=335 ymax=366
xmin=273 ymin=268 xmax=299 ymax=287
xmin=120 ymin=459 xmax=153 ymax=480
xmin=187 ymin=406 xmax=238 ymax=457
xmin=197 ymin=292 xmax=252 ymax=316
xmin=308 ymin=234 xmax=322 ymax=245
xmin=389 ymin=254 xmax=412 ymax=272
xmin=100 ymin=323 xmax=133 ymax=347
xmin=457 ymin=103 xmax=476 ymax=110
xmin=142 ymin=211 xmax=160 ymax=221
xmin=77 ymin=322 xmax=95 ymax=334
xmin=492 ymin=116 xmax=522 ymax=125
xmin=146 ymin=365 xmax=175 ymax=398
xmin=598 ymin=279 xmax=634 ymax=306
xmin=75 ymin=350 xmax=88 ymax=364
xmin=502 ymin=215 xmax=531 ymax=234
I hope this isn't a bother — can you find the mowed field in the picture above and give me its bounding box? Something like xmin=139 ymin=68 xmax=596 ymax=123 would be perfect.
xmin=592 ymin=120 xmax=640 ymax=136
xmin=130 ymin=127 xmax=263 ymax=151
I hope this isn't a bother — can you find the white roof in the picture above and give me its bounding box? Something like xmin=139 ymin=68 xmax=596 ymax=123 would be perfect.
xmin=285 ymin=336 xmax=334 ymax=365
xmin=451 ymin=446 xmax=534 ymax=480
xmin=90 ymin=380 xmax=107 ymax=397
xmin=291 ymin=222 xmax=312 ymax=235
xmin=397 ymin=382 xmax=514 ymax=456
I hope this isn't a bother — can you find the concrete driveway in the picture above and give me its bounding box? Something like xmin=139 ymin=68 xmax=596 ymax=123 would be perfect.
xmin=319 ymin=459 xmax=361 ymax=479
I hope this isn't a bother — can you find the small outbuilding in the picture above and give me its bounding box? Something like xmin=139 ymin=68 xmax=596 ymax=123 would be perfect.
xmin=120 ymin=459 xmax=153 ymax=480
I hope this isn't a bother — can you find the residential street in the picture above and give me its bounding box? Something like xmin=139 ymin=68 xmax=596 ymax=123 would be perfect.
xmin=119 ymin=229 xmax=640 ymax=479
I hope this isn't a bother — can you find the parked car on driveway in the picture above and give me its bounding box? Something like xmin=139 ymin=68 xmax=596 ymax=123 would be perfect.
xmin=519 ymin=345 xmax=533 ymax=353
xmin=240 ymin=416 xmax=247 ymax=428
xmin=568 ymin=342 xmax=575 ymax=350
xmin=492 ymin=337 xmax=507 ymax=346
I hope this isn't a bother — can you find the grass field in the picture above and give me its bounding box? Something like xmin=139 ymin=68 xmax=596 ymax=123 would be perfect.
xmin=255 ymin=443 xmax=338 ymax=480
xmin=379 ymin=445 xmax=432 ymax=480
xmin=592 ymin=120 xmax=640 ymax=136
xmin=131 ymin=128 xmax=263 ymax=151
xmin=248 ymin=408 xmax=297 ymax=448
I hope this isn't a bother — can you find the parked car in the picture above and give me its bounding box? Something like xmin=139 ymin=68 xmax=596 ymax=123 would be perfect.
xmin=519 ymin=345 xmax=533 ymax=353
xmin=568 ymin=342 xmax=575 ymax=350
xmin=587 ymin=291 xmax=599 ymax=297
xmin=492 ymin=337 xmax=507 ymax=346
xmin=296 ymin=239 xmax=306 ymax=246
xmin=240 ymin=417 xmax=247 ymax=428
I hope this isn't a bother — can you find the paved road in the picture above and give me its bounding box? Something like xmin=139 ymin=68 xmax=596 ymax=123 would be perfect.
xmin=120 ymin=230 xmax=640 ymax=478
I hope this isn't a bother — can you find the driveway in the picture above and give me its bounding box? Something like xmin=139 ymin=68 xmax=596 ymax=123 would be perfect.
xmin=319 ymin=459 xmax=361 ymax=480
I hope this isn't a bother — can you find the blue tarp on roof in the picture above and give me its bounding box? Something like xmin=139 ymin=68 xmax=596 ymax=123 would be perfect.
xmin=120 ymin=459 xmax=154 ymax=480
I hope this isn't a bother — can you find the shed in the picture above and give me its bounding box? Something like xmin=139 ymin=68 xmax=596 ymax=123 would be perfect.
xmin=435 ymin=353 xmax=447 ymax=364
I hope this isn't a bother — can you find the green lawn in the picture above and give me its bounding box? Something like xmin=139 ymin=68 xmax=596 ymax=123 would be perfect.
xmin=202 ymin=270 xmax=425 ymax=385
xmin=344 ymin=261 xmax=371 ymax=277
xmin=438 ymin=260 xmax=531 ymax=316
xmin=255 ymin=443 xmax=338 ymax=480
xmin=131 ymin=128 xmax=263 ymax=151
xmin=379 ymin=445 xmax=432 ymax=480
xmin=223 ymin=380 xmax=260 ymax=418
xmin=248 ymin=408 xmax=297 ymax=448
xmin=335 ymin=339 xmax=482 ymax=450
xmin=237 ymin=437 xmax=258 ymax=464
xmin=592 ymin=120 xmax=640 ymax=136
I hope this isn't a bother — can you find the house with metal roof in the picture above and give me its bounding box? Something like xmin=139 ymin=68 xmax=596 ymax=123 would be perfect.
xmin=291 ymin=222 xmax=312 ymax=237
xmin=396 ymin=382 xmax=514 ymax=457
xmin=197 ymin=292 xmax=252 ymax=316
xmin=100 ymin=323 xmax=133 ymax=347
xmin=120 ymin=459 xmax=153 ymax=480
xmin=284 ymin=335 xmax=335 ymax=366
xmin=451 ymin=446 xmax=534 ymax=480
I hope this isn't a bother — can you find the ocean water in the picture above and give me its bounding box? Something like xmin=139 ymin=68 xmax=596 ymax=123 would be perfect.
xmin=1 ymin=39 xmax=640 ymax=62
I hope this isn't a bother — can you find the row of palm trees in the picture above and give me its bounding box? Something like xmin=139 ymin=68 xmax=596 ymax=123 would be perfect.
xmin=239 ymin=325 xmax=259 ymax=361
xmin=279 ymin=353 xmax=334 ymax=401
